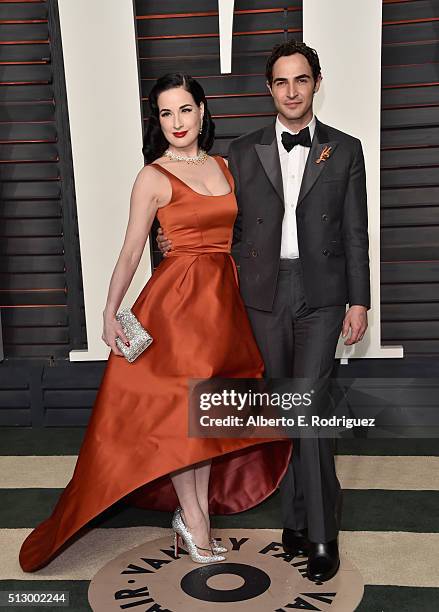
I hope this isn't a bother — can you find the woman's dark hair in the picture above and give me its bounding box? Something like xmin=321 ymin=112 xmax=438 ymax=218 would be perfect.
xmin=142 ymin=72 xmax=215 ymax=164
xmin=265 ymin=40 xmax=321 ymax=85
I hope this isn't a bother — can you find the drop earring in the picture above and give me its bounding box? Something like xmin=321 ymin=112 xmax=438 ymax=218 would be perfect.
xmin=199 ymin=117 xmax=204 ymax=134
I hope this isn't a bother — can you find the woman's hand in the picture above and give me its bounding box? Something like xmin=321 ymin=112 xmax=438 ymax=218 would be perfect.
xmin=157 ymin=227 xmax=172 ymax=255
xmin=102 ymin=312 xmax=130 ymax=356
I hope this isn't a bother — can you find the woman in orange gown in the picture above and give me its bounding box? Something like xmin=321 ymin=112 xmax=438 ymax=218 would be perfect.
xmin=19 ymin=73 xmax=292 ymax=572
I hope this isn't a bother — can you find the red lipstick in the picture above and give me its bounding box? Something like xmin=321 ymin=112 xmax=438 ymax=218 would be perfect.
xmin=173 ymin=131 xmax=188 ymax=138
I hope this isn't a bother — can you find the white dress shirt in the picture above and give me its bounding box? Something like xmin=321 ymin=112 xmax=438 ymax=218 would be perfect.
xmin=276 ymin=114 xmax=316 ymax=259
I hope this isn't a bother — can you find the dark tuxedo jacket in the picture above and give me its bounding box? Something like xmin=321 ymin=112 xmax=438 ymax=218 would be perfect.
xmin=227 ymin=118 xmax=371 ymax=312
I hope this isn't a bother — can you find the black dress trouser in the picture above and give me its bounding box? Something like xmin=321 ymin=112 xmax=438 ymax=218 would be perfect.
xmin=246 ymin=258 xmax=346 ymax=543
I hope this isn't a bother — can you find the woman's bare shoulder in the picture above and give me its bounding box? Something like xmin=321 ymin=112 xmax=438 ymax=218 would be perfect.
xmin=133 ymin=164 xmax=172 ymax=206
xmin=135 ymin=162 xmax=169 ymax=184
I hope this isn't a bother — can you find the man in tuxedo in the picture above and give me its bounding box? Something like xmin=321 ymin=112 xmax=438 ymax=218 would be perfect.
xmin=158 ymin=40 xmax=370 ymax=582
xmin=228 ymin=40 xmax=370 ymax=582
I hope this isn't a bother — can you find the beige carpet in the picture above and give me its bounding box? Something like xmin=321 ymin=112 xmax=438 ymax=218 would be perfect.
xmin=3 ymin=528 xmax=439 ymax=587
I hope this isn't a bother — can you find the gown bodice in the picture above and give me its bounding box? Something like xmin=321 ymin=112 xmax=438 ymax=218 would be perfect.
xmin=152 ymin=156 xmax=236 ymax=257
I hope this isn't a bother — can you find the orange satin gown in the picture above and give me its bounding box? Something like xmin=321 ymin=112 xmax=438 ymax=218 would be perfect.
xmin=19 ymin=156 xmax=292 ymax=572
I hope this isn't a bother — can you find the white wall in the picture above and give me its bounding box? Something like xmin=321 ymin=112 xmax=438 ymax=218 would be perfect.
xmin=303 ymin=0 xmax=403 ymax=359
xmin=218 ymin=0 xmax=235 ymax=73
xmin=57 ymin=0 xmax=150 ymax=361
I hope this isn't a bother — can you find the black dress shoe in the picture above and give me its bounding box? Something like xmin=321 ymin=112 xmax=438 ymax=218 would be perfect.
xmin=307 ymin=539 xmax=340 ymax=582
xmin=282 ymin=527 xmax=310 ymax=556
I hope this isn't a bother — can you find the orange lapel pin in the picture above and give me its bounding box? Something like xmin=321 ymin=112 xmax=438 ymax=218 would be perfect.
xmin=316 ymin=145 xmax=332 ymax=164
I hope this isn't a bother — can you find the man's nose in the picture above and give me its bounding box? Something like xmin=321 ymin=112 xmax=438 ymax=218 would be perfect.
xmin=286 ymin=82 xmax=298 ymax=98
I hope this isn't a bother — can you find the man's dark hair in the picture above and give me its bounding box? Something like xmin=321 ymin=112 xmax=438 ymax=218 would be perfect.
xmin=265 ymin=40 xmax=321 ymax=85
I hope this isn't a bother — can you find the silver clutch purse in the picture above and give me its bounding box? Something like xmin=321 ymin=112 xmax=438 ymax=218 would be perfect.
xmin=115 ymin=308 xmax=153 ymax=362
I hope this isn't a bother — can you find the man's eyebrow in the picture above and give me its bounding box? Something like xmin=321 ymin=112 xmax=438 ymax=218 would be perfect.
xmin=273 ymin=74 xmax=311 ymax=82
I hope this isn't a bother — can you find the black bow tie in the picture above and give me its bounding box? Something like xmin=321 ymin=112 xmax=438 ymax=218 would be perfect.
xmin=281 ymin=127 xmax=312 ymax=152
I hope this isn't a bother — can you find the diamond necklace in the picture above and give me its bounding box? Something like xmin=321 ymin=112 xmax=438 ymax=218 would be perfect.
xmin=163 ymin=148 xmax=208 ymax=164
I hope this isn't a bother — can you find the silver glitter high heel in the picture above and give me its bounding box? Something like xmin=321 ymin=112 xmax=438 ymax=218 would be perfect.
xmin=172 ymin=508 xmax=226 ymax=564
xmin=174 ymin=506 xmax=228 ymax=554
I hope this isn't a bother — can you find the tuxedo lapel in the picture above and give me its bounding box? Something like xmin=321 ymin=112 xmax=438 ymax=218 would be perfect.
xmin=297 ymin=118 xmax=338 ymax=207
xmin=254 ymin=123 xmax=284 ymax=206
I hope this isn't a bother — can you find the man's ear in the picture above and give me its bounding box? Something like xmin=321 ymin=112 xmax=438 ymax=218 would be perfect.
xmin=313 ymin=74 xmax=322 ymax=94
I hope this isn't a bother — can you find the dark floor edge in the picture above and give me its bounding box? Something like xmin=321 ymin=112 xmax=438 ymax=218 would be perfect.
xmin=2 ymin=488 xmax=438 ymax=533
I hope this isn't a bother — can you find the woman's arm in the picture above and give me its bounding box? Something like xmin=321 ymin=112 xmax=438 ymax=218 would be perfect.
xmin=102 ymin=165 xmax=171 ymax=355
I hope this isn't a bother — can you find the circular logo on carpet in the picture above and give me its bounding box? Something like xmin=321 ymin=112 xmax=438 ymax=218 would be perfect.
xmin=88 ymin=530 xmax=364 ymax=611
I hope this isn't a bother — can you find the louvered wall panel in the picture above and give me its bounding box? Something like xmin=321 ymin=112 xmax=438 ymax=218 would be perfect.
xmin=0 ymin=0 xmax=86 ymax=359
xmin=0 ymin=363 xmax=31 ymax=425
xmin=381 ymin=0 xmax=439 ymax=355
